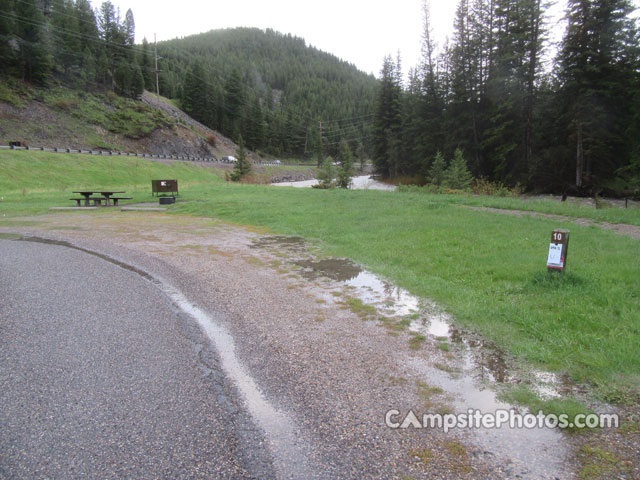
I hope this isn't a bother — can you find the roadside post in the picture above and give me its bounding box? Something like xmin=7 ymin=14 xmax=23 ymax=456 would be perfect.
xmin=547 ymin=229 xmax=570 ymax=272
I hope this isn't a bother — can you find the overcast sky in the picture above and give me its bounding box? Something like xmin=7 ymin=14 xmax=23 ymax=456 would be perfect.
xmin=107 ymin=0 xmax=636 ymax=78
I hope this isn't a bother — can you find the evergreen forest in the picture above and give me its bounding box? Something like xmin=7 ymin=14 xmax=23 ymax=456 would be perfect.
xmin=1 ymin=0 xmax=639 ymax=193
xmin=374 ymin=0 xmax=640 ymax=194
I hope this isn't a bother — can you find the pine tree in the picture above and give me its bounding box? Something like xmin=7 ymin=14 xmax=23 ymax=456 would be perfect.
xmin=13 ymin=0 xmax=51 ymax=84
xmin=225 ymin=68 xmax=245 ymax=134
xmin=244 ymin=96 xmax=265 ymax=150
xmin=446 ymin=0 xmax=483 ymax=171
xmin=316 ymin=157 xmax=335 ymax=188
xmin=74 ymin=0 xmax=98 ymax=53
xmin=0 ymin=0 xmax=16 ymax=72
xmin=336 ymin=139 xmax=354 ymax=188
xmin=417 ymin=0 xmax=446 ymax=172
xmin=230 ymin=136 xmax=252 ymax=181
xmin=140 ymin=37 xmax=153 ymax=90
xmin=96 ymin=48 xmax=111 ymax=88
xmin=557 ymin=0 xmax=639 ymax=188
xmin=123 ymin=9 xmax=135 ymax=49
xmin=51 ymin=0 xmax=80 ymax=78
xmin=444 ymin=148 xmax=474 ymax=189
xmin=182 ymin=61 xmax=209 ymax=124
xmin=470 ymin=0 xmax=543 ymax=183
xmin=80 ymin=46 xmax=96 ymax=87
xmin=428 ymin=151 xmax=447 ymax=186
xmin=373 ymin=55 xmax=402 ymax=177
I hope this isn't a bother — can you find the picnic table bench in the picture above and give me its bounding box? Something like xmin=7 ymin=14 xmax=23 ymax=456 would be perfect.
xmin=70 ymin=191 xmax=132 ymax=207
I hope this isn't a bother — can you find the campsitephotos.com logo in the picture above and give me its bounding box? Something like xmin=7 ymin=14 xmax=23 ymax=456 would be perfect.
xmin=385 ymin=409 xmax=619 ymax=434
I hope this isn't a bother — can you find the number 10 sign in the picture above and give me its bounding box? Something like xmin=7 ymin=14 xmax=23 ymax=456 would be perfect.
xmin=547 ymin=229 xmax=570 ymax=272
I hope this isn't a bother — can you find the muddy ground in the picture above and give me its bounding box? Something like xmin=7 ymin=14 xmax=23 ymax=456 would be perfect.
xmin=1 ymin=211 xmax=638 ymax=479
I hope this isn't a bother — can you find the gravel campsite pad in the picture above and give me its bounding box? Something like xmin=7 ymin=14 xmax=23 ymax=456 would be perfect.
xmin=2 ymin=211 xmax=638 ymax=479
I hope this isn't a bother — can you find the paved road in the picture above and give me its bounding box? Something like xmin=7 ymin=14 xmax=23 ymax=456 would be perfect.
xmin=0 ymin=239 xmax=275 ymax=479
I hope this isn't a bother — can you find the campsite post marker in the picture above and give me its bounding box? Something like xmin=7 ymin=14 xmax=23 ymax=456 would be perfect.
xmin=547 ymin=229 xmax=570 ymax=273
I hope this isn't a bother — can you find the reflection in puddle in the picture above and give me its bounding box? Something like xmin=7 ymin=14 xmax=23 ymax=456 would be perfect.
xmin=253 ymin=235 xmax=574 ymax=479
xmin=295 ymin=258 xmax=362 ymax=282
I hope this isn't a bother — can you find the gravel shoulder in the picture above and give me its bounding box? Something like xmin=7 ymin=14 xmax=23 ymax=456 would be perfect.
xmin=2 ymin=211 xmax=637 ymax=479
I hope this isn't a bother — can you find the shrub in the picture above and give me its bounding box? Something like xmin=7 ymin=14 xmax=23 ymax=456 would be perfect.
xmin=53 ymin=98 xmax=77 ymax=111
xmin=472 ymin=178 xmax=525 ymax=197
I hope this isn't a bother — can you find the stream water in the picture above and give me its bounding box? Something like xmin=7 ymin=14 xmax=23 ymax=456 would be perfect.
xmin=271 ymin=175 xmax=396 ymax=191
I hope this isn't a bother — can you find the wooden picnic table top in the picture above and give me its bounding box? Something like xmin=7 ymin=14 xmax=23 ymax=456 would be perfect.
xmin=72 ymin=191 xmax=125 ymax=196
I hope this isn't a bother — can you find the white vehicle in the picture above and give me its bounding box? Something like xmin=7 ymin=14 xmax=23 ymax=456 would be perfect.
xmin=222 ymin=155 xmax=237 ymax=163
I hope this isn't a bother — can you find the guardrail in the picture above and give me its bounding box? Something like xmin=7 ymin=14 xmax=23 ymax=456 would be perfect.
xmin=0 ymin=144 xmax=282 ymax=166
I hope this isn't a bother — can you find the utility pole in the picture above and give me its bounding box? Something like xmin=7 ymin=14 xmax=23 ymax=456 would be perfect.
xmin=154 ymin=33 xmax=160 ymax=97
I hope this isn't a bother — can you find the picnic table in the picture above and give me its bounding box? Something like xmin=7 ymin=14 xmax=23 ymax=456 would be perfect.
xmin=71 ymin=191 xmax=131 ymax=207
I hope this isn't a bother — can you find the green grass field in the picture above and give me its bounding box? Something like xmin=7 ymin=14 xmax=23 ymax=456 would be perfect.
xmin=2 ymin=151 xmax=639 ymax=402
xmin=0 ymin=151 xmax=224 ymax=215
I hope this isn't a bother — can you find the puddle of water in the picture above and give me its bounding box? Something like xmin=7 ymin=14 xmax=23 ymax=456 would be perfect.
xmin=333 ymin=263 xmax=571 ymax=477
xmin=252 ymin=234 xmax=574 ymax=478
xmin=271 ymin=175 xmax=397 ymax=191
xmin=295 ymin=258 xmax=362 ymax=282
xmin=409 ymin=354 xmax=572 ymax=479
xmin=346 ymin=270 xmax=420 ymax=317
xmin=161 ymin=286 xmax=318 ymax=480
xmin=10 ymin=234 xmax=318 ymax=480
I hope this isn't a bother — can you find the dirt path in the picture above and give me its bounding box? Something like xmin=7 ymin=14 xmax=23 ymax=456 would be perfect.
xmin=2 ymin=211 xmax=636 ymax=479
xmin=467 ymin=206 xmax=640 ymax=239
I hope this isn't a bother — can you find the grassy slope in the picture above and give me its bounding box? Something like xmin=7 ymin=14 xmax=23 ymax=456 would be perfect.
xmin=2 ymin=151 xmax=639 ymax=401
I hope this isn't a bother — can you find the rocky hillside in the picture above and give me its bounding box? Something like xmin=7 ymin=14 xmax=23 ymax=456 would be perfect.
xmin=0 ymin=80 xmax=248 ymax=161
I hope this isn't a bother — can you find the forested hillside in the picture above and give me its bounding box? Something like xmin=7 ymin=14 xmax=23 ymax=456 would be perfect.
xmin=0 ymin=0 xmax=144 ymax=97
xmin=373 ymin=0 xmax=640 ymax=194
xmin=156 ymin=28 xmax=377 ymax=158
xmin=0 ymin=1 xmax=377 ymax=160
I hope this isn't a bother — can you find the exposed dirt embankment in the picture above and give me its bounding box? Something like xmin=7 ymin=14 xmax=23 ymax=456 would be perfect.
xmin=139 ymin=92 xmax=241 ymax=160
xmin=0 ymin=88 xmax=245 ymax=161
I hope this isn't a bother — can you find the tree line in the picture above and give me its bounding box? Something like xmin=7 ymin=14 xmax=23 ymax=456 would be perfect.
xmin=373 ymin=0 xmax=640 ymax=194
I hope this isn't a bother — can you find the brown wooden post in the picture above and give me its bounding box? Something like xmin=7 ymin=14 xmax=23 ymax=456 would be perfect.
xmin=547 ymin=229 xmax=570 ymax=273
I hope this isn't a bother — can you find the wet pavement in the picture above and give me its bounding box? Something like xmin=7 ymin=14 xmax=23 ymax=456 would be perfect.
xmin=0 ymin=238 xmax=278 ymax=479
